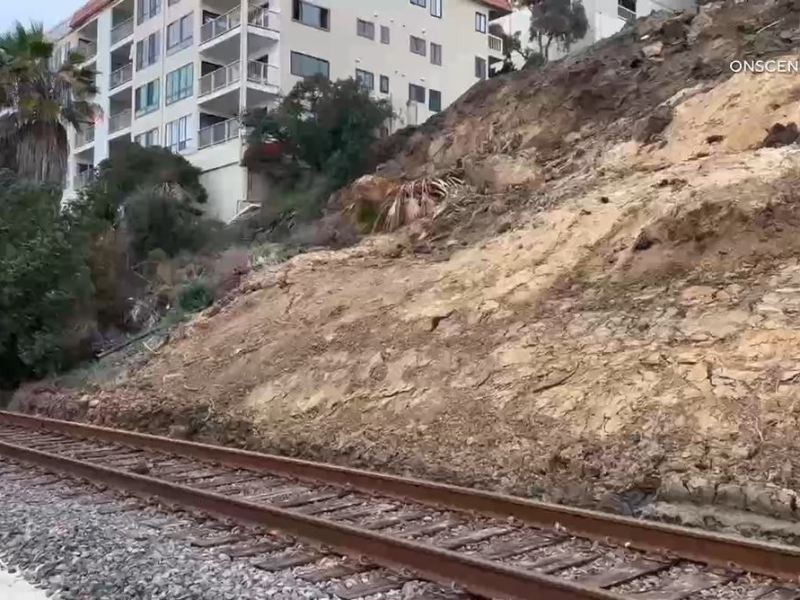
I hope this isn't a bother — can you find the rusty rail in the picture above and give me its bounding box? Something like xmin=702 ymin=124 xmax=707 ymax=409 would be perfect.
xmin=0 ymin=437 xmax=624 ymax=600
xmin=2 ymin=411 xmax=800 ymax=584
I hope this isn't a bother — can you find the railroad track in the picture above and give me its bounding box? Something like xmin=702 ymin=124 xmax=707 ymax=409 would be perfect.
xmin=0 ymin=411 xmax=799 ymax=600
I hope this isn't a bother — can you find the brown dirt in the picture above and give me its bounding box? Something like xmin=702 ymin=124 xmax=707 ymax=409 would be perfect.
xmin=16 ymin=0 xmax=800 ymax=522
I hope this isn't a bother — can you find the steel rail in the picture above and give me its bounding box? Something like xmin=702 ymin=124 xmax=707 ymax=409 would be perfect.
xmin=3 ymin=411 xmax=800 ymax=581
xmin=0 ymin=438 xmax=625 ymax=600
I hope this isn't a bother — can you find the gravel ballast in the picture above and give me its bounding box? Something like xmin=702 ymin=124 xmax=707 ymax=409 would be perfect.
xmin=0 ymin=461 xmax=337 ymax=600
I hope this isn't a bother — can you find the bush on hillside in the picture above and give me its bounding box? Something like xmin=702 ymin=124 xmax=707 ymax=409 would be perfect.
xmin=0 ymin=170 xmax=93 ymax=388
xmin=123 ymin=186 xmax=222 ymax=261
xmin=245 ymin=76 xmax=394 ymax=191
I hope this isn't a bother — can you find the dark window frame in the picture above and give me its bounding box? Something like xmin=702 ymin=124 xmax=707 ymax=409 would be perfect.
xmin=357 ymin=18 xmax=375 ymax=40
xmin=430 ymin=0 xmax=442 ymax=18
xmin=410 ymin=35 xmax=426 ymax=56
xmin=292 ymin=0 xmax=330 ymax=31
xmin=475 ymin=12 xmax=487 ymax=33
xmin=429 ymin=89 xmax=442 ymax=112
xmin=431 ymin=42 xmax=442 ymax=66
xmin=290 ymin=50 xmax=331 ymax=79
xmin=409 ymin=83 xmax=425 ymax=103
xmin=380 ymin=74 xmax=389 ymax=94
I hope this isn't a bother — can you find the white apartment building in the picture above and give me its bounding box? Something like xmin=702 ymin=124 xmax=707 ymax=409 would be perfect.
xmin=52 ymin=0 xmax=511 ymax=222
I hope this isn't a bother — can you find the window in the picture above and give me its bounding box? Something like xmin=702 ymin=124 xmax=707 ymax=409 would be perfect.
xmin=431 ymin=42 xmax=442 ymax=66
xmin=475 ymin=12 xmax=487 ymax=33
xmin=290 ymin=51 xmax=330 ymax=79
xmin=167 ymin=13 xmax=193 ymax=53
xmin=409 ymin=83 xmax=425 ymax=103
xmin=380 ymin=75 xmax=389 ymax=94
xmin=429 ymin=90 xmax=442 ymax=112
xmin=357 ymin=19 xmax=375 ymax=40
xmin=166 ymin=63 xmax=193 ymax=104
xmin=134 ymin=79 xmax=160 ymax=116
xmin=136 ymin=32 xmax=160 ymax=70
xmin=380 ymin=25 xmax=390 ymax=44
xmin=292 ymin=0 xmax=329 ymax=30
xmin=137 ymin=0 xmax=160 ymax=24
xmin=135 ymin=128 xmax=159 ymax=147
xmin=410 ymin=0 xmax=426 ymax=6
xmin=431 ymin=0 xmax=442 ymax=18
xmin=165 ymin=115 xmax=191 ymax=153
xmin=168 ymin=0 xmax=180 ymax=4
xmin=356 ymin=69 xmax=374 ymax=91
xmin=475 ymin=56 xmax=487 ymax=79
xmin=410 ymin=36 xmax=426 ymax=56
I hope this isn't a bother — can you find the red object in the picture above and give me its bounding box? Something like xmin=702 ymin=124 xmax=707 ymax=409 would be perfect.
xmin=69 ymin=0 xmax=113 ymax=29
xmin=480 ymin=0 xmax=513 ymax=14
xmin=258 ymin=141 xmax=284 ymax=158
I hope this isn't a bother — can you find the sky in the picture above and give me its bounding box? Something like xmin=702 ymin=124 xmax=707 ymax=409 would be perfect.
xmin=0 ymin=0 xmax=86 ymax=33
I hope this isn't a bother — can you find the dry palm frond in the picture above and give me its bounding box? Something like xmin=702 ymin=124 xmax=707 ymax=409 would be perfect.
xmin=373 ymin=172 xmax=465 ymax=233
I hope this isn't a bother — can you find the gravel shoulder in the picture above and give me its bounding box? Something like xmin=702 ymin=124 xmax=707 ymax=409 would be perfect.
xmin=0 ymin=460 xmax=333 ymax=600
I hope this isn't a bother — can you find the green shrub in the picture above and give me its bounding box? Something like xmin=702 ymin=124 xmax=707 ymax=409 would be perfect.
xmin=123 ymin=187 xmax=222 ymax=260
xmin=178 ymin=281 xmax=214 ymax=313
xmin=245 ymin=76 xmax=394 ymax=190
xmin=0 ymin=170 xmax=93 ymax=387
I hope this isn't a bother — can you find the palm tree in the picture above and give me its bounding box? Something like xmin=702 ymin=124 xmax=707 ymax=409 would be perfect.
xmin=0 ymin=22 xmax=98 ymax=185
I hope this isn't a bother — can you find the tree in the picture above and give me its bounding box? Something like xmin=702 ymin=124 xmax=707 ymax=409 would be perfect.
xmin=0 ymin=22 xmax=97 ymax=185
xmin=79 ymin=142 xmax=208 ymax=226
xmin=525 ymin=0 xmax=588 ymax=62
xmin=245 ymin=76 xmax=394 ymax=189
xmin=0 ymin=170 xmax=93 ymax=388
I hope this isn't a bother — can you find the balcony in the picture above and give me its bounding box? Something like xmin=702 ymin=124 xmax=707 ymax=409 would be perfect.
xmin=75 ymin=125 xmax=95 ymax=148
xmin=74 ymin=168 xmax=94 ymax=189
xmin=199 ymin=61 xmax=241 ymax=97
xmin=110 ymin=63 xmax=133 ymax=90
xmin=111 ymin=18 xmax=134 ymax=45
xmin=198 ymin=117 xmax=240 ymax=149
xmin=109 ymin=109 xmax=132 ymax=134
xmin=488 ymin=34 xmax=504 ymax=53
xmin=201 ymin=7 xmax=241 ymax=45
xmin=246 ymin=60 xmax=277 ymax=87
xmin=248 ymin=6 xmax=273 ymax=29
xmin=76 ymin=40 xmax=97 ymax=63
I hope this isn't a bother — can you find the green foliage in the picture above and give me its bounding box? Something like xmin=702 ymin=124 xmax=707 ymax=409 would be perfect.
xmin=0 ymin=22 xmax=98 ymax=184
xmin=123 ymin=186 xmax=220 ymax=260
xmin=0 ymin=170 xmax=93 ymax=387
xmin=525 ymin=0 xmax=589 ymax=61
xmin=245 ymin=76 xmax=394 ymax=189
xmin=178 ymin=281 xmax=214 ymax=314
xmin=79 ymin=142 xmax=208 ymax=226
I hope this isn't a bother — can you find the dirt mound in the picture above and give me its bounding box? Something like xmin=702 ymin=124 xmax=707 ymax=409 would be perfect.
xmin=19 ymin=0 xmax=800 ymax=528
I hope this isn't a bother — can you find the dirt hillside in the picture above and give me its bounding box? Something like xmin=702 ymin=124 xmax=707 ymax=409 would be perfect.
xmin=18 ymin=0 xmax=800 ymax=532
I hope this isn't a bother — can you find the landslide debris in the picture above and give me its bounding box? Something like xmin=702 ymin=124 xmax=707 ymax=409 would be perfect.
xmin=17 ymin=0 xmax=800 ymax=534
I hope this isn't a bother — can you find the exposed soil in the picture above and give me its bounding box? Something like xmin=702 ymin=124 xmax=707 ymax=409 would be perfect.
xmin=15 ymin=0 xmax=800 ymax=530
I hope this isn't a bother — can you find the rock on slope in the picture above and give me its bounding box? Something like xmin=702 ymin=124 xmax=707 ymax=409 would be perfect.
xmin=19 ymin=0 xmax=800 ymax=524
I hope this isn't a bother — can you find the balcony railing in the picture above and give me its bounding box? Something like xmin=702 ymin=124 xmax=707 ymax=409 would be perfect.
xmin=247 ymin=6 xmax=271 ymax=29
xmin=617 ymin=4 xmax=636 ymax=22
xmin=74 ymin=168 xmax=94 ymax=189
xmin=246 ymin=60 xmax=276 ymax=86
xmin=488 ymin=34 xmax=503 ymax=53
xmin=199 ymin=61 xmax=241 ymax=97
xmin=109 ymin=63 xmax=133 ymax=89
xmin=111 ymin=17 xmax=134 ymax=45
xmin=198 ymin=117 xmax=240 ymax=149
xmin=201 ymin=7 xmax=241 ymax=44
xmin=77 ymin=40 xmax=97 ymax=62
xmin=75 ymin=125 xmax=95 ymax=147
xmin=109 ymin=109 xmax=132 ymax=133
